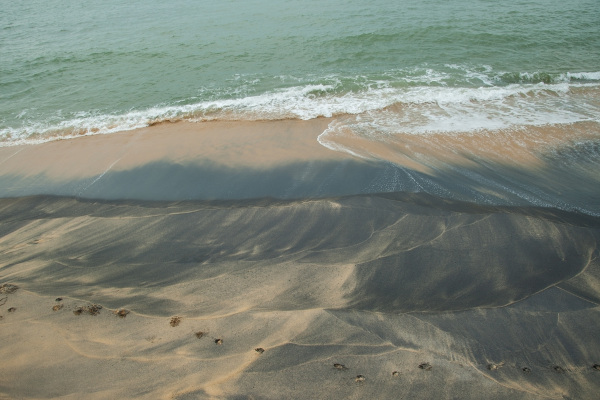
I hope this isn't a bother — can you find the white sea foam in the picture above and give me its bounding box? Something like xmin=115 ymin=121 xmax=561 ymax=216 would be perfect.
xmin=1 ymin=73 xmax=599 ymax=146
xmin=565 ymin=71 xmax=600 ymax=81
xmin=319 ymin=83 xmax=597 ymax=144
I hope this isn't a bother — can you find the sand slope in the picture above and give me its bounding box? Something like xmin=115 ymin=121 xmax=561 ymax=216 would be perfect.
xmin=1 ymin=194 xmax=599 ymax=399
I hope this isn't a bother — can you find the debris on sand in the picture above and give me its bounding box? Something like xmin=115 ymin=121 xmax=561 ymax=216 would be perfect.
xmin=195 ymin=331 xmax=205 ymax=339
xmin=333 ymin=363 xmax=347 ymax=370
xmin=592 ymin=364 xmax=600 ymax=371
xmin=215 ymin=338 xmax=223 ymax=345
xmin=487 ymin=362 xmax=504 ymax=371
xmin=7 ymin=307 xmax=16 ymax=313
xmin=170 ymin=316 xmax=181 ymax=327
xmin=114 ymin=309 xmax=130 ymax=318
xmin=254 ymin=347 xmax=265 ymax=354
xmin=392 ymin=371 xmax=400 ymax=376
xmin=522 ymin=367 xmax=531 ymax=373
xmin=52 ymin=304 xmax=63 ymax=311
xmin=418 ymin=362 xmax=432 ymax=371
xmin=355 ymin=375 xmax=365 ymax=382
xmin=55 ymin=297 xmax=63 ymax=302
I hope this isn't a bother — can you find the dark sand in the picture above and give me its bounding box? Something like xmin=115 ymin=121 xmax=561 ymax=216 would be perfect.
xmin=1 ymin=119 xmax=600 ymax=399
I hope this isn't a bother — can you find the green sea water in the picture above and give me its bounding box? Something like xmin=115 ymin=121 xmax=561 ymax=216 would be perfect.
xmin=1 ymin=0 xmax=599 ymax=142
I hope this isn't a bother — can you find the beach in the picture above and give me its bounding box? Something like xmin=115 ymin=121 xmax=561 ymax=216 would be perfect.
xmin=2 ymin=0 xmax=600 ymax=397
xmin=1 ymin=119 xmax=600 ymax=399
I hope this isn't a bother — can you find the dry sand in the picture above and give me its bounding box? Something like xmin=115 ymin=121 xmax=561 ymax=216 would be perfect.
xmin=1 ymin=119 xmax=600 ymax=399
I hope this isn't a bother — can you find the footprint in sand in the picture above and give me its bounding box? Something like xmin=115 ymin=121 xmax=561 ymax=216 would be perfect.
xmin=392 ymin=371 xmax=400 ymax=377
xmin=553 ymin=365 xmax=565 ymax=373
xmin=0 ymin=284 xmax=18 ymax=294
xmin=145 ymin=335 xmax=158 ymax=343
xmin=73 ymin=305 xmax=102 ymax=316
xmin=355 ymin=375 xmax=365 ymax=382
xmin=418 ymin=362 xmax=432 ymax=371
xmin=7 ymin=307 xmax=16 ymax=313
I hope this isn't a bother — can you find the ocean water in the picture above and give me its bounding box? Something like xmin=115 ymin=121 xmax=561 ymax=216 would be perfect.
xmin=1 ymin=0 xmax=600 ymax=212
xmin=2 ymin=0 xmax=598 ymax=140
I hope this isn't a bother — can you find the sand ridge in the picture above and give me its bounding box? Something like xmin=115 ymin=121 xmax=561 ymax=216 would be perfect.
xmin=1 ymin=194 xmax=600 ymax=399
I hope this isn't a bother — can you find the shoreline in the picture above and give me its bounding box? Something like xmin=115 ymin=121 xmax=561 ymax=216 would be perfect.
xmin=1 ymin=118 xmax=599 ymax=216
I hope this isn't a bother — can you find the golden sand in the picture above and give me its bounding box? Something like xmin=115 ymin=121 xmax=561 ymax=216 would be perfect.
xmin=1 ymin=119 xmax=599 ymax=399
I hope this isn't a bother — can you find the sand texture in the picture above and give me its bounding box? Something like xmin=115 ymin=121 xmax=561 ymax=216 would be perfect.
xmin=1 ymin=120 xmax=600 ymax=399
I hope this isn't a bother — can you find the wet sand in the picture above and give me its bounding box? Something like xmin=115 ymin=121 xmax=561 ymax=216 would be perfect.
xmin=1 ymin=120 xmax=600 ymax=399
